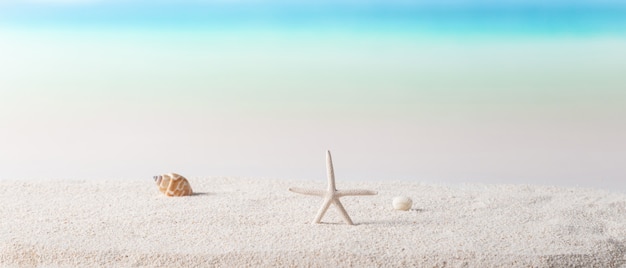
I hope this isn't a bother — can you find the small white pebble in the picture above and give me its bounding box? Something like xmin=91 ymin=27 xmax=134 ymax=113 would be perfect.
xmin=393 ymin=196 xmax=413 ymax=211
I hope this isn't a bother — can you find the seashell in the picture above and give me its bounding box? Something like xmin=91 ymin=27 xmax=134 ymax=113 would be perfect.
xmin=392 ymin=196 xmax=412 ymax=211
xmin=153 ymin=173 xmax=193 ymax=197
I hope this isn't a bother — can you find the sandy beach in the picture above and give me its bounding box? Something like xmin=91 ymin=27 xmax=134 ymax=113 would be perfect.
xmin=1 ymin=177 xmax=625 ymax=267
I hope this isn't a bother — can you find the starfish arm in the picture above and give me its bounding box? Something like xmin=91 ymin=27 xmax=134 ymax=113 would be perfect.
xmin=312 ymin=197 xmax=333 ymax=224
xmin=332 ymin=198 xmax=354 ymax=225
xmin=288 ymin=187 xmax=326 ymax=196
xmin=336 ymin=189 xmax=378 ymax=197
xmin=326 ymin=150 xmax=336 ymax=192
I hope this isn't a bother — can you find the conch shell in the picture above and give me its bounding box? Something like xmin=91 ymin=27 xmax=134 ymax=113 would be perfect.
xmin=153 ymin=173 xmax=193 ymax=197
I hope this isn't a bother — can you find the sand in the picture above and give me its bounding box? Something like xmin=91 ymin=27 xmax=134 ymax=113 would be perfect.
xmin=1 ymin=177 xmax=625 ymax=267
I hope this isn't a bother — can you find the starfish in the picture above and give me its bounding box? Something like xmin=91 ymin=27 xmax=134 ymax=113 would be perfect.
xmin=289 ymin=150 xmax=377 ymax=225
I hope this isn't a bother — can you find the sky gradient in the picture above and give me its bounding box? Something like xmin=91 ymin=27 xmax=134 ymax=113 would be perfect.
xmin=1 ymin=1 xmax=625 ymax=192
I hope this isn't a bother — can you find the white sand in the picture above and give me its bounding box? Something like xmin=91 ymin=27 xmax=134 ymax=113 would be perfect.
xmin=1 ymin=177 xmax=625 ymax=267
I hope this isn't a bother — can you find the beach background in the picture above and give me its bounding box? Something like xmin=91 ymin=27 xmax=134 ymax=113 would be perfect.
xmin=1 ymin=0 xmax=625 ymax=192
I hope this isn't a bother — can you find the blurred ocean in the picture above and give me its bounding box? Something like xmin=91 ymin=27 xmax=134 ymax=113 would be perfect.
xmin=1 ymin=1 xmax=625 ymax=192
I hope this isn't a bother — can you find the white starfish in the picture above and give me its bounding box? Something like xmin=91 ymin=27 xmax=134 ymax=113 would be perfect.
xmin=289 ymin=150 xmax=377 ymax=225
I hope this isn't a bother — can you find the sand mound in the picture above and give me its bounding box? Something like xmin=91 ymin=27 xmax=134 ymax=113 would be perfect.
xmin=1 ymin=178 xmax=625 ymax=267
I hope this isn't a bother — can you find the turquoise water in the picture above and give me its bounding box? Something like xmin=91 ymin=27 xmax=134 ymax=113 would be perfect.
xmin=1 ymin=2 xmax=625 ymax=192
xmin=2 ymin=3 xmax=626 ymax=37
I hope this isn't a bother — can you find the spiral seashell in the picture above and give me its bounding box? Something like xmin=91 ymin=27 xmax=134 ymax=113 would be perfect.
xmin=153 ymin=173 xmax=193 ymax=197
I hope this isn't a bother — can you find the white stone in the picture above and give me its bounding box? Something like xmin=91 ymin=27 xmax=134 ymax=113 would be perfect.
xmin=393 ymin=196 xmax=413 ymax=211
